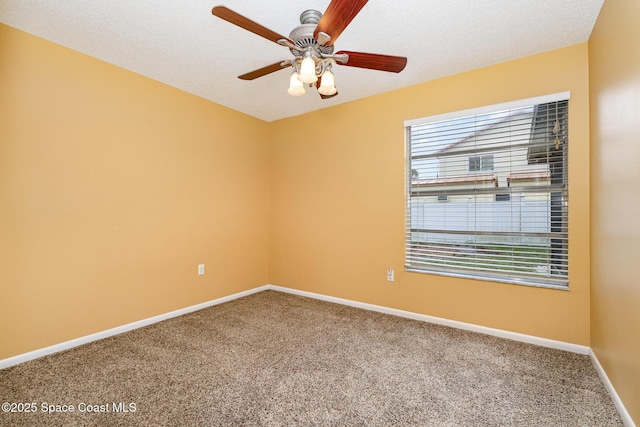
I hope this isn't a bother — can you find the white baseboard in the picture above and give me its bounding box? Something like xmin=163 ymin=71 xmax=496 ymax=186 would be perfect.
xmin=266 ymin=284 xmax=590 ymax=355
xmin=0 ymin=285 xmax=270 ymax=370
xmin=1 ymin=283 xmax=587 ymax=370
xmin=589 ymin=349 xmax=636 ymax=427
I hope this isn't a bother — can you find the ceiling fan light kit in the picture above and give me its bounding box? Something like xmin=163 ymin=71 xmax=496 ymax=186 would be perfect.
xmin=212 ymin=0 xmax=407 ymax=100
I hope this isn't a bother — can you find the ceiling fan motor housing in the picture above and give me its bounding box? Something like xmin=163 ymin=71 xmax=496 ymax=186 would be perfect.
xmin=289 ymin=10 xmax=334 ymax=57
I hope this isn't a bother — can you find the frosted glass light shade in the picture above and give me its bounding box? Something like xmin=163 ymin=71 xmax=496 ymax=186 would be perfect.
xmin=287 ymin=72 xmax=306 ymax=96
xmin=318 ymin=70 xmax=337 ymax=96
xmin=298 ymin=57 xmax=318 ymax=84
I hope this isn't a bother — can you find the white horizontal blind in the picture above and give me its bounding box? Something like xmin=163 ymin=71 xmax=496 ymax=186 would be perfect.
xmin=405 ymin=96 xmax=569 ymax=289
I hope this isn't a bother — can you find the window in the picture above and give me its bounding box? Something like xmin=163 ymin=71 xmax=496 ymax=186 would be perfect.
xmin=469 ymin=154 xmax=494 ymax=172
xmin=405 ymin=93 xmax=569 ymax=289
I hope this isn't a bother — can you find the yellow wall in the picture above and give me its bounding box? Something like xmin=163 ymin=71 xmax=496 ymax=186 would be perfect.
xmin=589 ymin=0 xmax=640 ymax=423
xmin=0 ymin=24 xmax=270 ymax=359
xmin=0 ymin=22 xmax=595 ymax=360
xmin=270 ymin=44 xmax=591 ymax=345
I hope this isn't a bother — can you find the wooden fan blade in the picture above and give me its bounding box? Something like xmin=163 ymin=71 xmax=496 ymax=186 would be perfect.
xmin=335 ymin=50 xmax=407 ymax=73
xmin=212 ymin=6 xmax=293 ymax=45
xmin=314 ymin=0 xmax=368 ymax=46
xmin=238 ymin=62 xmax=291 ymax=80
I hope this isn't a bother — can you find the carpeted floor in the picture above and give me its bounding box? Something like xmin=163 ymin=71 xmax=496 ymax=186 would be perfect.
xmin=0 ymin=290 xmax=623 ymax=426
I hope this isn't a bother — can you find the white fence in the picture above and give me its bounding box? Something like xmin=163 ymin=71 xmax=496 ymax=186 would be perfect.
xmin=410 ymin=199 xmax=550 ymax=246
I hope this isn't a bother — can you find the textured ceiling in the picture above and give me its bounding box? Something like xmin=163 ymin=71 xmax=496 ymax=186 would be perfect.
xmin=1 ymin=0 xmax=604 ymax=122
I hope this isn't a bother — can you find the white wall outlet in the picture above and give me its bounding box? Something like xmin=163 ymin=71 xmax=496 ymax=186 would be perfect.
xmin=198 ymin=264 xmax=205 ymax=275
xmin=387 ymin=267 xmax=394 ymax=282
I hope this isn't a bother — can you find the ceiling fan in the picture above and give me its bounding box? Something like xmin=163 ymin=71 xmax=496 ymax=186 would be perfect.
xmin=211 ymin=0 xmax=408 ymax=99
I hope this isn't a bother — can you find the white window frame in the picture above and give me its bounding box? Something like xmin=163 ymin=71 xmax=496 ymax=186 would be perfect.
xmin=404 ymin=92 xmax=570 ymax=289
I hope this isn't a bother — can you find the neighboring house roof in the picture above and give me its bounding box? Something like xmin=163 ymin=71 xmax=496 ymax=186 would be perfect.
xmin=412 ymin=173 xmax=498 ymax=188
xmin=507 ymin=171 xmax=550 ymax=186
xmin=435 ymin=110 xmax=534 ymax=155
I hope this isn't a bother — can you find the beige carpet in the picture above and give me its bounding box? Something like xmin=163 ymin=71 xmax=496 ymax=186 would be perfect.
xmin=0 ymin=290 xmax=623 ymax=426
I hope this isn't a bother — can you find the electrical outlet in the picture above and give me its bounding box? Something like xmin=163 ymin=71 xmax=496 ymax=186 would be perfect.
xmin=198 ymin=264 xmax=205 ymax=275
xmin=387 ymin=267 xmax=394 ymax=282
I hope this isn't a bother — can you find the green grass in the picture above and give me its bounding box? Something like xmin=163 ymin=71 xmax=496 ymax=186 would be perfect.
xmin=409 ymin=242 xmax=559 ymax=276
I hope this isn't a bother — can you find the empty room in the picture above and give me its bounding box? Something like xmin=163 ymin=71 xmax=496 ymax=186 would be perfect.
xmin=1 ymin=0 xmax=638 ymax=425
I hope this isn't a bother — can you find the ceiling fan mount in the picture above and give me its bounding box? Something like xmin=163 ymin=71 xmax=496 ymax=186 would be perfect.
xmin=211 ymin=1 xmax=407 ymax=99
xmin=287 ymin=10 xmax=334 ymax=56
